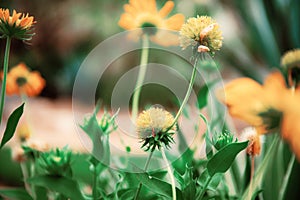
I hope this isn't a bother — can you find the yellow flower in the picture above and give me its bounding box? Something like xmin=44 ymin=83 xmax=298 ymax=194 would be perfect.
xmin=180 ymin=16 xmax=223 ymax=54
xmin=136 ymin=107 xmax=176 ymax=151
xmin=0 ymin=8 xmax=35 ymax=40
xmin=118 ymin=0 xmax=185 ymax=46
xmin=17 ymin=124 xmax=31 ymax=142
xmin=217 ymin=71 xmax=300 ymax=160
xmin=6 ymin=62 xmax=45 ymax=97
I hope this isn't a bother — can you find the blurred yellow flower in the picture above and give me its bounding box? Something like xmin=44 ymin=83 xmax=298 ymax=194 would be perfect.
xmin=0 ymin=8 xmax=35 ymax=40
xmin=118 ymin=0 xmax=184 ymax=46
xmin=218 ymin=71 xmax=300 ymax=160
xmin=137 ymin=107 xmax=176 ymax=151
xmin=180 ymin=16 xmax=223 ymax=54
xmin=6 ymin=63 xmax=45 ymax=97
xmin=17 ymin=124 xmax=31 ymax=142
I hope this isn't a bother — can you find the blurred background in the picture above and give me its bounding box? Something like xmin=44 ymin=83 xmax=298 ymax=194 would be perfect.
xmin=0 ymin=0 xmax=300 ymax=199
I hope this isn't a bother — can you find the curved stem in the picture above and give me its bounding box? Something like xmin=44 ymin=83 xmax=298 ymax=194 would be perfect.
xmin=131 ymin=35 xmax=149 ymax=123
xmin=198 ymin=175 xmax=212 ymax=199
xmin=134 ymin=150 xmax=154 ymax=200
xmin=171 ymin=58 xmax=198 ymax=128
xmin=160 ymin=146 xmax=176 ymax=200
xmin=0 ymin=37 xmax=11 ymax=127
xmin=278 ymin=154 xmax=295 ymax=200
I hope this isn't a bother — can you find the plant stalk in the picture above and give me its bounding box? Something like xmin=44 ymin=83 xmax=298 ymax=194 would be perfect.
xmin=0 ymin=37 xmax=11 ymax=127
xmin=278 ymin=154 xmax=296 ymax=200
xmin=198 ymin=175 xmax=212 ymax=199
xmin=160 ymin=146 xmax=176 ymax=200
xmin=131 ymin=35 xmax=149 ymax=124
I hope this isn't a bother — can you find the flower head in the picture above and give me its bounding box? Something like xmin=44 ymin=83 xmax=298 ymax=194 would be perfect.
xmin=17 ymin=124 xmax=31 ymax=142
xmin=136 ymin=106 xmax=176 ymax=151
xmin=5 ymin=62 xmax=45 ymax=97
xmin=118 ymin=0 xmax=185 ymax=46
xmin=214 ymin=130 xmax=236 ymax=150
xmin=179 ymin=16 xmax=223 ymax=55
xmin=217 ymin=71 xmax=300 ymax=160
xmin=0 ymin=8 xmax=35 ymax=40
xmin=241 ymin=127 xmax=261 ymax=156
xmin=38 ymin=147 xmax=72 ymax=177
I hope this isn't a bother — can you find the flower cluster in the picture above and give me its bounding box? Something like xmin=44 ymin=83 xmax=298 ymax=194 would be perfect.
xmin=136 ymin=107 xmax=177 ymax=151
xmin=0 ymin=8 xmax=35 ymax=40
xmin=5 ymin=62 xmax=45 ymax=97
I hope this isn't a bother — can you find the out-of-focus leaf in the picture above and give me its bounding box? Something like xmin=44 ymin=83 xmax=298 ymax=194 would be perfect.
xmin=0 ymin=103 xmax=24 ymax=149
xmin=0 ymin=188 xmax=32 ymax=200
xmin=27 ymin=175 xmax=84 ymax=200
xmin=207 ymin=141 xmax=248 ymax=177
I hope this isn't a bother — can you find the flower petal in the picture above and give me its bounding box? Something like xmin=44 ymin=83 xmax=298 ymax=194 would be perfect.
xmin=165 ymin=13 xmax=185 ymax=30
xmin=159 ymin=1 xmax=174 ymax=17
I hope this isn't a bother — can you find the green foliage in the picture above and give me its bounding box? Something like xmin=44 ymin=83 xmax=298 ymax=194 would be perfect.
xmin=0 ymin=103 xmax=24 ymax=149
xmin=207 ymin=141 xmax=248 ymax=177
xmin=0 ymin=188 xmax=33 ymax=200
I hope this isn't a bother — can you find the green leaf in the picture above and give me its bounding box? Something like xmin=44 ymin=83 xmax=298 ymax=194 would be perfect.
xmin=0 ymin=188 xmax=32 ymax=200
xmin=27 ymin=175 xmax=84 ymax=200
xmin=197 ymin=84 xmax=209 ymax=110
xmin=135 ymin=172 xmax=183 ymax=199
xmin=0 ymin=103 xmax=24 ymax=149
xmin=207 ymin=141 xmax=248 ymax=177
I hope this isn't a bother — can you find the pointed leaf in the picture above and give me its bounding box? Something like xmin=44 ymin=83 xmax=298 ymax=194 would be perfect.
xmin=27 ymin=175 xmax=84 ymax=200
xmin=0 ymin=188 xmax=32 ymax=200
xmin=207 ymin=141 xmax=248 ymax=176
xmin=0 ymin=103 xmax=24 ymax=149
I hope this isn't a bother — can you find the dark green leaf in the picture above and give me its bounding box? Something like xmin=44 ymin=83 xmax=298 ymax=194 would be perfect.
xmin=207 ymin=141 xmax=248 ymax=177
xmin=197 ymin=84 xmax=209 ymax=109
xmin=0 ymin=103 xmax=24 ymax=149
xmin=0 ymin=188 xmax=33 ymax=200
xmin=27 ymin=175 xmax=84 ymax=200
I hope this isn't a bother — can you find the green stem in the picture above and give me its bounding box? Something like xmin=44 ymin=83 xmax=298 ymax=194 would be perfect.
xmin=230 ymin=160 xmax=241 ymax=194
xmin=93 ymin=167 xmax=98 ymax=200
xmin=198 ymin=175 xmax=213 ymax=199
xmin=171 ymin=57 xmax=198 ymax=128
xmin=0 ymin=37 xmax=11 ymax=127
xmin=278 ymin=154 xmax=295 ymax=200
xmin=131 ymin=35 xmax=149 ymax=123
xmin=134 ymin=150 xmax=154 ymax=200
xmin=160 ymin=146 xmax=176 ymax=200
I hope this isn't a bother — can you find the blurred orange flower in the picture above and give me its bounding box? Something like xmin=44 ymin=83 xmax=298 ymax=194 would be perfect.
xmin=0 ymin=8 xmax=35 ymax=40
xmin=5 ymin=63 xmax=45 ymax=97
xmin=118 ymin=0 xmax=184 ymax=46
xmin=218 ymin=71 xmax=300 ymax=160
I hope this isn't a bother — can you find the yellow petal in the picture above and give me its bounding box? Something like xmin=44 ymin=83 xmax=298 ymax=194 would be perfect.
xmin=159 ymin=1 xmax=174 ymax=17
xmin=118 ymin=13 xmax=136 ymax=30
xmin=165 ymin=13 xmax=185 ymax=30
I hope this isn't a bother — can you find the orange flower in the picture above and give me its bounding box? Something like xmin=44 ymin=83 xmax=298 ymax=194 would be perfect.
xmin=118 ymin=0 xmax=185 ymax=46
xmin=0 ymin=8 xmax=35 ymax=40
xmin=6 ymin=63 xmax=45 ymax=97
xmin=218 ymin=71 xmax=300 ymax=160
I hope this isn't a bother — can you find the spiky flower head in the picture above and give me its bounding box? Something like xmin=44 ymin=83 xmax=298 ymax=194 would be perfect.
xmin=214 ymin=130 xmax=236 ymax=150
xmin=0 ymin=8 xmax=35 ymax=40
xmin=136 ymin=106 xmax=176 ymax=151
xmin=242 ymin=127 xmax=261 ymax=156
xmin=179 ymin=16 xmax=223 ymax=55
xmin=38 ymin=147 xmax=72 ymax=177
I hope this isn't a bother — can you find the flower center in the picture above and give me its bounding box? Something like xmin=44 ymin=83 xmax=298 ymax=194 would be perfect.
xmin=141 ymin=22 xmax=157 ymax=35
xmin=259 ymin=108 xmax=283 ymax=132
xmin=16 ymin=77 xmax=27 ymax=86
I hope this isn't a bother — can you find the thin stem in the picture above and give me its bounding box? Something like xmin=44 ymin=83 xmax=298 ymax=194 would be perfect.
xmin=171 ymin=58 xmax=198 ymax=128
xmin=160 ymin=146 xmax=176 ymax=200
xmin=248 ymin=156 xmax=255 ymax=200
xmin=131 ymin=35 xmax=149 ymax=123
xmin=278 ymin=154 xmax=296 ymax=200
xmin=134 ymin=151 xmax=154 ymax=200
xmin=230 ymin=160 xmax=241 ymax=194
xmin=0 ymin=37 xmax=11 ymax=127
xmin=92 ymin=167 xmax=98 ymax=200
xmin=198 ymin=175 xmax=212 ymax=199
